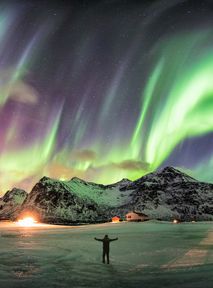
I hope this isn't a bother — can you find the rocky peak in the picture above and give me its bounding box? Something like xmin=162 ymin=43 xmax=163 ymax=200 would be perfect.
xmin=69 ymin=177 xmax=104 ymax=188
xmin=158 ymin=166 xmax=197 ymax=183
xmin=106 ymin=178 xmax=132 ymax=189
xmin=2 ymin=188 xmax=27 ymax=203
xmin=117 ymin=178 xmax=132 ymax=184
xmin=0 ymin=188 xmax=28 ymax=220
xmin=132 ymin=166 xmax=197 ymax=186
xmin=39 ymin=176 xmax=52 ymax=183
xmin=70 ymin=177 xmax=87 ymax=184
xmin=161 ymin=166 xmax=180 ymax=174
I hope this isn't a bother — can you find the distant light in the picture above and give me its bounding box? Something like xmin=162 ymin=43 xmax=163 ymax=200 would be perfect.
xmin=17 ymin=217 xmax=37 ymax=227
xmin=173 ymin=219 xmax=178 ymax=224
xmin=112 ymin=216 xmax=120 ymax=223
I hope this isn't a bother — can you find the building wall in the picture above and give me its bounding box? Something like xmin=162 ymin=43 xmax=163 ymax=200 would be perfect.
xmin=126 ymin=212 xmax=148 ymax=221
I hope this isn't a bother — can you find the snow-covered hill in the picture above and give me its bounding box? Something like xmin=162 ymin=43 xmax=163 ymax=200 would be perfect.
xmin=123 ymin=167 xmax=198 ymax=190
xmin=0 ymin=188 xmax=27 ymax=220
xmin=121 ymin=167 xmax=213 ymax=221
xmin=1 ymin=167 xmax=213 ymax=223
xmin=16 ymin=176 xmax=133 ymax=223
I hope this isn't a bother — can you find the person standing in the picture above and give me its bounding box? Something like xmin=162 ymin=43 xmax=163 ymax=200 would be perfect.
xmin=94 ymin=234 xmax=118 ymax=264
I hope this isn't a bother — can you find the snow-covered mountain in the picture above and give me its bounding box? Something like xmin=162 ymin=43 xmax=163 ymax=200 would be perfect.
xmin=120 ymin=167 xmax=213 ymax=221
xmin=122 ymin=167 xmax=198 ymax=190
xmin=16 ymin=176 xmax=133 ymax=223
xmin=1 ymin=167 xmax=213 ymax=223
xmin=0 ymin=188 xmax=28 ymax=220
xmin=0 ymin=176 xmax=134 ymax=223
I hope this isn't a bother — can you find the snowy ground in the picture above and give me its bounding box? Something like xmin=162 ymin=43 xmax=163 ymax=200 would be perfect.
xmin=0 ymin=221 xmax=212 ymax=288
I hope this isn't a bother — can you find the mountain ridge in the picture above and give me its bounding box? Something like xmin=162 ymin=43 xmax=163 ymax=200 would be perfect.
xmin=0 ymin=166 xmax=212 ymax=223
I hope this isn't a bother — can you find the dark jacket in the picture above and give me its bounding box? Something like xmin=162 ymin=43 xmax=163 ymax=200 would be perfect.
xmin=94 ymin=236 xmax=118 ymax=251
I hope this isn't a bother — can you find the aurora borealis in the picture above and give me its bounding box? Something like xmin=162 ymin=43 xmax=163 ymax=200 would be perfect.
xmin=1 ymin=0 xmax=213 ymax=194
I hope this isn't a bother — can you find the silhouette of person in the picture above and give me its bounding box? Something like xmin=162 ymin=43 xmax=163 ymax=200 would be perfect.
xmin=94 ymin=234 xmax=118 ymax=264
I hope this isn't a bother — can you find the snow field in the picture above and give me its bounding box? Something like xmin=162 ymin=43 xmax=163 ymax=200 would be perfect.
xmin=0 ymin=221 xmax=212 ymax=288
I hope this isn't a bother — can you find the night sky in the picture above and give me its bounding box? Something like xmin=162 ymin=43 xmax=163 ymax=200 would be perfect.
xmin=1 ymin=0 xmax=213 ymax=194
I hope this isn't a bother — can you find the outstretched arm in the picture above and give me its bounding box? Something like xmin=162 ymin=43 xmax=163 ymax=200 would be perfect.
xmin=94 ymin=237 xmax=103 ymax=241
xmin=110 ymin=237 xmax=118 ymax=242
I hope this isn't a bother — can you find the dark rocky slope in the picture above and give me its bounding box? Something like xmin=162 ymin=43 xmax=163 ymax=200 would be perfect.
xmin=0 ymin=188 xmax=28 ymax=220
xmin=119 ymin=167 xmax=213 ymax=221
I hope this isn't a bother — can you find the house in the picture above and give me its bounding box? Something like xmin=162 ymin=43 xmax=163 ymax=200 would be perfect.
xmin=126 ymin=211 xmax=149 ymax=222
xmin=111 ymin=216 xmax=120 ymax=223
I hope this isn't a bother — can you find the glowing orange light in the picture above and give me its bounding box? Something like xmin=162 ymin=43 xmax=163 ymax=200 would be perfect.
xmin=112 ymin=216 xmax=120 ymax=223
xmin=17 ymin=217 xmax=37 ymax=227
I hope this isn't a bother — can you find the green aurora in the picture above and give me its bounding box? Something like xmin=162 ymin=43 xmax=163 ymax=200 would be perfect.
xmin=1 ymin=1 xmax=213 ymax=193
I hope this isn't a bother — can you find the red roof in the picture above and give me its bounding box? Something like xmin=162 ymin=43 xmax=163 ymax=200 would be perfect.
xmin=126 ymin=211 xmax=148 ymax=217
xmin=112 ymin=216 xmax=120 ymax=219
